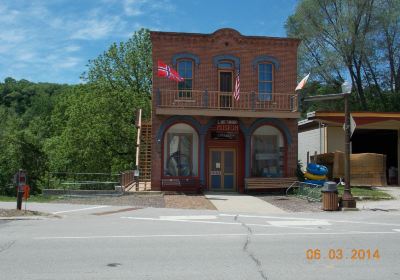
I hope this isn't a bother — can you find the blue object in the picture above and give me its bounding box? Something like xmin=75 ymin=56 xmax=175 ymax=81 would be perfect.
xmin=304 ymin=179 xmax=326 ymax=186
xmin=306 ymin=163 xmax=328 ymax=176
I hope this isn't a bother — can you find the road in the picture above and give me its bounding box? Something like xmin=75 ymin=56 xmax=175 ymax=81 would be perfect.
xmin=1 ymin=203 xmax=400 ymax=280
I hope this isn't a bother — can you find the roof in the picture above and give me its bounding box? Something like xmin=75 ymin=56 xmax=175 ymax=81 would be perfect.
xmin=299 ymin=111 xmax=400 ymax=130
xmin=150 ymin=28 xmax=301 ymax=44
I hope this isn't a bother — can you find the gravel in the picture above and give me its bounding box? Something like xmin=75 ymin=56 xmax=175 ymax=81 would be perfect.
xmin=50 ymin=193 xmax=216 ymax=210
xmin=164 ymin=194 xmax=216 ymax=210
xmin=53 ymin=194 xmax=166 ymax=208
xmin=256 ymin=195 xmax=323 ymax=212
xmin=0 ymin=208 xmax=48 ymax=217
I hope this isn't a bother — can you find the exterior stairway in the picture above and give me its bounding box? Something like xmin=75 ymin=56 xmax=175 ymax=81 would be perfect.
xmin=138 ymin=121 xmax=152 ymax=189
xmin=121 ymin=120 xmax=152 ymax=192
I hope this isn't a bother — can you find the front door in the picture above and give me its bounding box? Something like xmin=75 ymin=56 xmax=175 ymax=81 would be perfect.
xmin=209 ymin=148 xmax=236 ymax=191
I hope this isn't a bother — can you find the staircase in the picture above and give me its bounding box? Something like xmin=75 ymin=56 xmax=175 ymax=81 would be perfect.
xmin=139 ymin=121 xmax=152 ymax=189
xmin=121 ymin=120 xmax=152 ymax=192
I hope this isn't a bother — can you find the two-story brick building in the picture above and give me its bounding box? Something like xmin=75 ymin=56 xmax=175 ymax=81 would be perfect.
xmin=150 ymin=28 xmax=300 ymax=193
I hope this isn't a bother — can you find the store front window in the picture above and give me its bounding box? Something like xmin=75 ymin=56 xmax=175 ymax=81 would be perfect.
xmin=164 ymin=123 xmax=198 ymax=177
xmin=251 ymin=125 xmax=284 ymax=177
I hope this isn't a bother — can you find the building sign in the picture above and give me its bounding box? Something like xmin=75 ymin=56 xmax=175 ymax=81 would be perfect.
xmin=215 ymin=119 xmax=239 ymax=132
xmin=211 ymin=119 xmax=239 ymax=140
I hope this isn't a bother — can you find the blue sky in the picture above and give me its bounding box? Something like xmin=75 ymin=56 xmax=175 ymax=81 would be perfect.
xmin=0 ymin=0 xmax=298 ymax=84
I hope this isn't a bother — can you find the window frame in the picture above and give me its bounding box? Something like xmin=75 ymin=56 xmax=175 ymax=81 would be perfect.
xmin=258 ymin=62 xmax=274 ymax=101
xmin=177 ymin=59 xmax=194 ymax=99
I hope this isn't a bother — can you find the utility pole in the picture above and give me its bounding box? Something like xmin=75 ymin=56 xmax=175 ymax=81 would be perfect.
xmin=303 ymin=81 xmax=356 ymax=209
xmin=342 ymin=93 xmax=356 ymax=208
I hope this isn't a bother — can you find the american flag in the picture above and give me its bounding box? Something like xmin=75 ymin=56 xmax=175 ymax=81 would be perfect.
xmin=233 ymin=67 xmax=240 ymax=100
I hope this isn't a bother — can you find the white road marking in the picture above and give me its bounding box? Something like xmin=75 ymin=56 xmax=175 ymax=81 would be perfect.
xmin=52 ymin=205 xmax=109 ymax=214
xmin=220 ymin=213 xmax=400 ymax=227
xmin=393 ymin=229 xmax=400 ymax=232
xmin=219 ymin=213 xmax=322 ymax=221
xmin=120 ymin=216 xmax=320 ymax=230
xmin=35 ymin=233 xmax=247 ymax=240
xmin=160 ymin=215 xmax=217 ymax=220
xmin=34 ymin=230 xmax=400 ymax=240
xmin=267 ymin=220 xmax=331 ymax=226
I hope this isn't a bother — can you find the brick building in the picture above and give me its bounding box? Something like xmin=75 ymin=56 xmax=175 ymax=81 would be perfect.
xmin=150 ymin=28 xmax=300 ymax=193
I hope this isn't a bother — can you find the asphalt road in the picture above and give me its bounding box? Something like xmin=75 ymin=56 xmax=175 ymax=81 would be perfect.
xmin=1 ymin=204 xmax=400 ymax=280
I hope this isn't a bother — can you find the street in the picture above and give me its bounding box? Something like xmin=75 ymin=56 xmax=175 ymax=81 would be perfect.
xmin=1 ymin=203 xmax=400 ymax=280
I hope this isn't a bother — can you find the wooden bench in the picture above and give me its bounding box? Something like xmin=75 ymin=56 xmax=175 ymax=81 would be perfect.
xmin=245 ymin=177 xmax=297 ymax=190
xmin=161 ymin=178 xmax=201 ymax=193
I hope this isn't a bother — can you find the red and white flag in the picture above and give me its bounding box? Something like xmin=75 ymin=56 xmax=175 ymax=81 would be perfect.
xmin=157 ymin=60 xmax=184 ymax=82
xmin=233 ymin=68 xmax=240 ymax=100
xmin=295 ymin=73 xmax=310 ymax=91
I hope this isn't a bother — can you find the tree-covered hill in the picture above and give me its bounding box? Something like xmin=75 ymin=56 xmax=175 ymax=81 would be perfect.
xmin=0 ymin=29 xmax=151 ymax=195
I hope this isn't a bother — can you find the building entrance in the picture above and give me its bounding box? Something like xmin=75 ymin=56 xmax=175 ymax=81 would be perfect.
xmin=209 ymin=148 xmax=236 ymax=191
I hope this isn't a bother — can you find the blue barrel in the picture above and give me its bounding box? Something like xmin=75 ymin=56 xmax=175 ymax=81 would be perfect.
xmin=306 ymin=163 xmax=328 ymax=176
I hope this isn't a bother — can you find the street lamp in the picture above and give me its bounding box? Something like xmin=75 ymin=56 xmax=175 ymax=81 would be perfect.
xmin=341 ymin=81 xmax=352 ymax=94
xmin=341 ymin=81 xmax=356 ymax=208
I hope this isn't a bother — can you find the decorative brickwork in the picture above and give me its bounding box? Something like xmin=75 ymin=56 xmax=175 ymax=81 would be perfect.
xmin=150 ymin=28 xmax=300 ymax=192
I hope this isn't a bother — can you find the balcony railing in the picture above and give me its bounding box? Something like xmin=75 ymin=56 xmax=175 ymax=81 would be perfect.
xmin=155 ymin=90 xmax=298 ymax=112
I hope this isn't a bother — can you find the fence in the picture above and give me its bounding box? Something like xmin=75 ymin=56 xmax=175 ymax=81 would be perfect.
xmin=46 ymin=172 xmax=120 ymax=191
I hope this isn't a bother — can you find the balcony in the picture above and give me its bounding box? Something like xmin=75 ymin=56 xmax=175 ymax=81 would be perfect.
xmin=155 ymin=89 xmax=300 ymax=118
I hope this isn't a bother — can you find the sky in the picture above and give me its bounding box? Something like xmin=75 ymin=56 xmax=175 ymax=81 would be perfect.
xmin=0 ymin=0 xmax=298 ymax=84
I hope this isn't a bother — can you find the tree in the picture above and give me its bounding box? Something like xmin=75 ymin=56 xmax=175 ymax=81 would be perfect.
xmin=47 ymin=28 xmax=153 ymax=174
xmin=286 ymin=0 xmax=376 ymax=109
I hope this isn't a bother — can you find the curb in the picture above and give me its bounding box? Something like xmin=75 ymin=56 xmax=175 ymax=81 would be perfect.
xmin=0 ymin=216 xmax=50 ymax=220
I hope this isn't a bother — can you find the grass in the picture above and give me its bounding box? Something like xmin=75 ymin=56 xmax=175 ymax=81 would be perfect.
xmin=337 ymin=186 xmax=392 ymax=200
xmin=0 ymin=195 xmax=59 ymax=203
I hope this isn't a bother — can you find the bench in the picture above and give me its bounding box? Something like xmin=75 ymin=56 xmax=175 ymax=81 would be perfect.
xmin=161 ymin=178 xmax=201 ymax=193
xmin=245 ymin=177 xmax=297 ymax=190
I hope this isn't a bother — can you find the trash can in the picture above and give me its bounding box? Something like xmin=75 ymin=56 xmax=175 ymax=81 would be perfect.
xmin=321 ymin=181 xmax=339 ymax=211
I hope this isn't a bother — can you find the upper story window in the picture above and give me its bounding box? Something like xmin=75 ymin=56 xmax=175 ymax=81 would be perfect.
xmin=258 ymin=63 xmax=273 ymax=101
xmin=177 ymin=60 xmax=193 ymax=99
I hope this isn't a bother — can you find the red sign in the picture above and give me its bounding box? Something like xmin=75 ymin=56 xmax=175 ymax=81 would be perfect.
xmin=215 ymin=124 xmax=239 ymax=132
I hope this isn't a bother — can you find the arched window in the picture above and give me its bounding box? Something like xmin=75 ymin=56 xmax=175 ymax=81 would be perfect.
xmin=177 ymin=60 xmax=193 ymax=99
xmin=164 ymin=123 xmax=198 ymax=177
xmin=258 ymin=63 xmax=273 ymax=101
xmin=251 ymin=125 xmax=284 ymax=177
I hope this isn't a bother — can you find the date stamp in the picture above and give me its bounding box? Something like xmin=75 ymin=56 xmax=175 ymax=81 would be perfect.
xmin=306 ymin=249 xmax=380 ymax=261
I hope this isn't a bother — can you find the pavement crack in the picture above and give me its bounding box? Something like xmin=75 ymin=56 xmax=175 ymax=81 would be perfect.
xmin=0 ymin=240 xmax=16 ymax=254
xmin=236 ymin=216 xmax=268 ymax=280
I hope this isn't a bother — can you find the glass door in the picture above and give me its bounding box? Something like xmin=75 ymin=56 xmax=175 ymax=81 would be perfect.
xmin=209 ymin=148 xmax=236 ymax=191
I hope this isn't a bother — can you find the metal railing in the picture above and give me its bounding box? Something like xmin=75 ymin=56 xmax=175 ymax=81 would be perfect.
xmin=286 ymin=181 xmax=323 ymax=202
xmin=46 ymin=172 xmax=120 ymax=191
xmin=156 ymin=89 xmax=298 ymax=112
xmin=120 ymin=170 xmax=136 ymax=190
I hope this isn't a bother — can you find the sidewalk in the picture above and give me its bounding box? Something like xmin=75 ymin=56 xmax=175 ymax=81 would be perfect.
xmin=205 ymin=193 xmax=286 ymax=214
xmin=357 ymin=187 xmax=400 ymax=211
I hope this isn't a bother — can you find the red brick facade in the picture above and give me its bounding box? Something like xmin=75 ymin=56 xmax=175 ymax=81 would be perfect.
xmin=150 ymin=28 xmax=300 ymax=192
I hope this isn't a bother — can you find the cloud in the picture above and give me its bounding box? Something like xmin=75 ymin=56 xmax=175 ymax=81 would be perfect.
xmin=0 ymin=0 xmax=178 ymax=84
xmin=57 ymin=57 xmax=81 ymax=69
xmin=15 ymin=51 xmax=36 ymax=62
xmin=64 ymin=45 xmax=81 ymax=52
xmin=70 ymin=16 xmax=122 ymax=40
xmin=123 ymin=0 xmax=148 ymax=16
xmin=123 ymin=0 xmax=175 ymax=17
